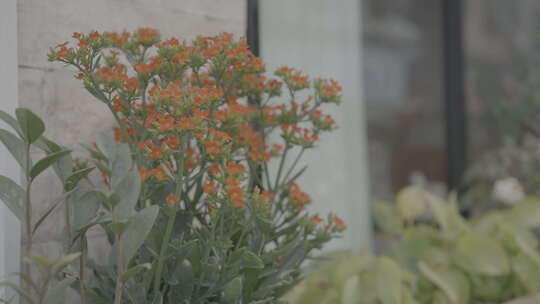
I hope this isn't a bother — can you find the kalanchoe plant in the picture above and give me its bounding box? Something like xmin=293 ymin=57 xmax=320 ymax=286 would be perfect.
xmin=0 ymin=28 xmax=349 ymax=304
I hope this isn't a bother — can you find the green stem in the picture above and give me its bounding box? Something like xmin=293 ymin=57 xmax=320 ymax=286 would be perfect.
xmin=23 ymin=143 xmax=33 ymax=301
xmin=114 ymin=234 xmax=124 ymax=304
xmin=274 ymin=145 xmax=290 ymax=191
xmin=80 ymin=234 xmax=87 ymax=304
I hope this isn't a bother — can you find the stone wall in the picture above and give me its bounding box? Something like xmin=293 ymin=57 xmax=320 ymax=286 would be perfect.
xmin=17 ymin=0 xmax=246 ymax=274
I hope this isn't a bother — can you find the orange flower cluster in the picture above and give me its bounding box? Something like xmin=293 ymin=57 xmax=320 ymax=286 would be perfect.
xmin=48 ymin=29 xmax=346 ymax=231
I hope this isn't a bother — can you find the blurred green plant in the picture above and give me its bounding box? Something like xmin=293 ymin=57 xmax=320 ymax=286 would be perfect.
xmin=286 ymin=185 xmax=540 ymax=304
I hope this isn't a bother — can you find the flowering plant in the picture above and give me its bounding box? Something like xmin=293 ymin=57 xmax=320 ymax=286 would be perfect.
xmin=0 ymin=29 xmax=345 ymax=304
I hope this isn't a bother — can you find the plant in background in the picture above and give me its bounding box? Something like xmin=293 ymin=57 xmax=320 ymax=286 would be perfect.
xmin=0 ymin=28 xmax=346 ymax=303
xmin=287 ymin=186 xmax=540 ymax=304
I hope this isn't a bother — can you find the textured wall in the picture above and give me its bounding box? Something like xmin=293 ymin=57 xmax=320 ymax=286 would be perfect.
xmin=17 ymin=0 xmax=246 ymax=273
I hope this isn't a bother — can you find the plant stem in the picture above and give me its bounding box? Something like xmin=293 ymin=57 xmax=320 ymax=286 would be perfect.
xmin=114 ymin=235 xmax=124 ymax=304
xmin=23 ymin=143 xmax=33 ymax=301
xmin=80 ymin=233 xmax=87 ymax=304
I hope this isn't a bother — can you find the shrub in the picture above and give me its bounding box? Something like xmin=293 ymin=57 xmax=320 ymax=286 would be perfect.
xmin=0 ymin=29 xmax=345 ymax=303
xmin=286 ymin=186 xmax=540 ymax=304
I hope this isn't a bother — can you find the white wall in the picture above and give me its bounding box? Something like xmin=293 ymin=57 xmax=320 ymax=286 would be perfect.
xmin=0 ymin=0 xmax=22 ymax=296
xmin=260 ymin=0 xmax=372 ymax=252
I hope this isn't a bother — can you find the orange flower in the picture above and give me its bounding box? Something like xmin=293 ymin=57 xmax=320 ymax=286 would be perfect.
xmin=158 ymin=114 xmax=175 ymax=131
xmin=137 ymin=28 xmax=160 ymax=45
xmin=113 ymin=127 xmax=123 ymax=142
xmin=290 ymin=183 xmax=311 ymax=206
xmin=208 ymin=164 xmax=221 ymax=176
xmin=112 ymin=97 xmax=123 ymax=112
xmin=178 ymin=117 xmax=196 ymax=130
xmin=89 ymin=31 xmax=100 ymax=40
xmin=203 ymin=182 xmax=218 ymax=193
xmin=332 ymin=216 xmax=347 ymax=231
xmin=312 ymin=214 xmax=323 ymax=225
xmin=149 ymin=144 xmax=164 ymax=159
xmin=164 ymin=134 xmax=180 ymax=150
xmin=205 ymin=141 xmax=220 ymax=155
xmin=151 ymin=166 xmax=169 ymax=181
xmin=260 ymin=191 xmax=273 ymax=201
xmin=124 ymin=77 xmax=139 ymax=91
xmin=225 ymin=161 xmax=244 ymax=175
xmin=139 ymin=168 xmax=150 ymax=181
xmin=166 ymin=193 xmax=180 ymax=205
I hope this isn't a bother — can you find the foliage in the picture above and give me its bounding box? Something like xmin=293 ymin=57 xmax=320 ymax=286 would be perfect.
xmin=286 ymin=186 xmax=540 ymax=304
xmin=1 ymin=28 xmax=346 ymax=303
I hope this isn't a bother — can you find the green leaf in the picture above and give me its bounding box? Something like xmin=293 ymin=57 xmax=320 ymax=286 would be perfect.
xmin=51 ymin=252 xmax=81 ymax=276
xmin=15 ymin=108 xmax=45 ymax=144
xmin=42 ymin=278 xmax=76 ymax=304
xmin=396 ymin=185 xmax=427 ymax=222
xmin=30 ymin=150 xmax=71 ymax=180
xmin=373 ymin=201 xmax=403 ymax=235
xmin=0 ymin=129 xmax=29 ymax=171
xmin=0 ymin=110 xmax=23 ymax=137
xmin=222 ymin=277 xmax=243 ymax=303
xmin=113 ymin=169 xmax=141 ymax=221
xmin=0 ymin=282 xmax=34 ymax=304
xmin=0 ymin=175 xmax=25 ymax=221
xmin=342 ymin=275 xmax=361 ymax=304
xmin=120 ymin=206 xmax=159 ymax=266
xmin=418 ymin=262 xmax=470 ymax=303
xmin=376 ymin=257 xmax=403 ymax=304
xmin=96 ymin=132 xmax=132 ymax=187
xmin=453 ymin=233 xmax=510 ymax=276
xmin=426 ymin=192 xmax=469 ymax=236
xmin=243 ymin=250 xmax=265 ymax=269
xmin=512 ymin=252 xmax=540 ymax=292
xmin=64 ymin=167 xmax=94 ymax=191
xmin=167 ymin=260 xmax=194 ymax=303
xmin=33 ymin=189 xmax=77 ymax=234
xmin=120 ymin=263 xmax=152 ymax=283
xmin=70 ymin=190 xmax=102 ymax=232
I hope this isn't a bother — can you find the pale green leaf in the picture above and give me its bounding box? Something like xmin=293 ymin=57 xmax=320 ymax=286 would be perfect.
xmin=120 ymin=263 xmax=151 ymax=283
xmin=396 ymin=186 xmax=427 ymax=222
xmin=0 ymin=175 xmax=25 ymax=222
xmin=418 ymin=262 xmax=469 ymax=303
xmin=0 ymin=110 xmax=22 ymax=137
xmin=120 ymin=206 xmax=159 ymax=266
xmin=0 ymin=129 xmax=28 ymax=171
xmin=223 ymin=277 xmax=243 ymax=303
xmin=376 ymin=257 xmax=403 ymax=304
xmin=42 ymin=278 xmax=76 ymax=304
xmin=453 ymin=233 xmax=510 ymax=276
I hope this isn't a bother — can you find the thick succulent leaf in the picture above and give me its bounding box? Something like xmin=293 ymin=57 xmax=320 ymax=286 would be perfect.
xmin=113 ymin=169 xmax=140 ymax=221
xmin=120 ymin=206 xmax=159 ymax=266
xmin=15 ymin=108 xmax=44 ymax=144
xmin=376 ymin=256 xmax=403 ymax=304
xmin=29 ymin=150 xmax=71 ymax=180
xmin=341 ymin=275 xmax=361 ymax=304
xmin=418 ymin=262 xmax=469 ymax=303
xmin=51 ymin=252 xmax=81 ymax=276
xmin=223 ymin=277 xmax=243 ymax=303
xmin=0 ymin=129 xmax=28 ymax=171
xmin=453 ymin=233 xmax=510 ymax=276
xmin=512 ymin=253 xmax=540 ymax=292
xmin=373 ymin=201 xmax=403 ymax=235
xmin=396 ymin=186 xmax=427 ymax=222
xmin=96 ymin=132 xmax=132 ymax=187
xmin=167 ymin=260 xmax=194 ymax=303
xmin=426 ymin=193 xmax=469 ymax=236
xmin=0 ymin=175 xmax=25 ymax=222
xmin=70 ymin=190 xmax=102 ymax=232
xmin=505 ymin=198 xmax=540 ymax=229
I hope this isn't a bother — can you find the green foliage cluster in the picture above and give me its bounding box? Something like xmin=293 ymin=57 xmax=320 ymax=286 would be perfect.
xmin=285 ymin=186 xmax=540 ymax=304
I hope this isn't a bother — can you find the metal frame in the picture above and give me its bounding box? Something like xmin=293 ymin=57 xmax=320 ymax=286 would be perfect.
xmin=442 ymin=0 xmax=467 ymax=190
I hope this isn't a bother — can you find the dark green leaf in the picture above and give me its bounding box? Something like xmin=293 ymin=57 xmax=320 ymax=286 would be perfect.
xmin=64 ymin=167 xmax=94 ymax=191
xmin=30 ymin=150 xmax=71 ymax=180
xmin=15 ymin=108 xmax=45 ymax=144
